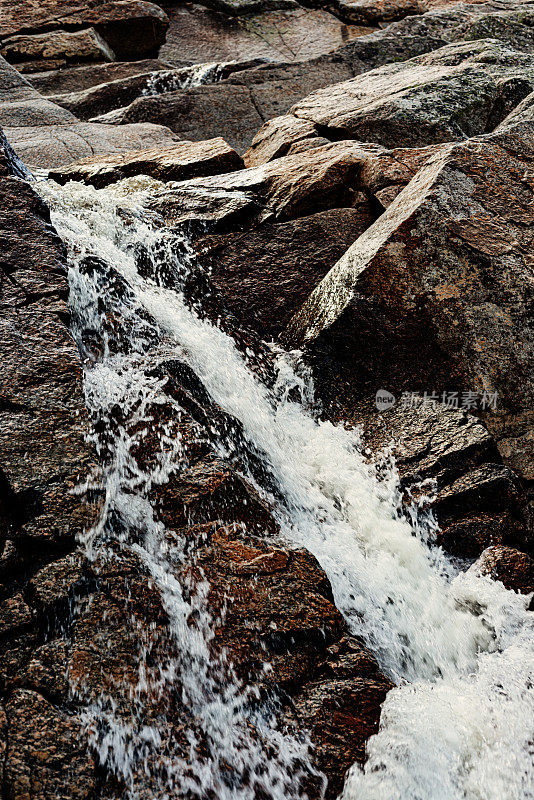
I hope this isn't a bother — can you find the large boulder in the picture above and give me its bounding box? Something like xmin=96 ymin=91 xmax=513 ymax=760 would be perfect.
xmin=159 ymin=2 xmax=375 ymax=65
xmin=0 ymin=128 xmax=99 ymax=795
xmin=101 ymin=83 xmax=265 ymax=153
xmin=148 ymin=140 xmax=388 ymax=226
xmin=473 ymin=545 xmax=534 ymax=596
xmin=0 ymin=54 xmax=77 ymax=128
xmin=289 ymin=39 xmax=534 ymax=147
xmin=194 ymin=207 xmax=374 ymax=337
xmin=283 ymin=122 xmax=534 ymax=481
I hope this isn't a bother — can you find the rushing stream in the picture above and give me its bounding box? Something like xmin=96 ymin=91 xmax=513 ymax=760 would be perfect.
xmin=38 ymin=176 xmax=534 ymax=800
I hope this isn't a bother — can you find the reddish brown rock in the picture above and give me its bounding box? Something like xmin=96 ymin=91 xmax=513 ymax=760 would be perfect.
xmin=49 ymin=137 xmax=243 ymax=188
xmin=289 ymin=645 xmax=393 ymax=798
xmin=0 ymin=128 xmax=99 ymax=797
xmin=438 ymin=511 xmax=516 ymax=559
xmin=474 ymin=545 xmax=534 ymax=596
xmin=0 ymin=1 xmax=169 ymax=60
xmin=4 ymin=690 xmax=96 ymax=800
xmin=329 ymin=0 xmax=423 ymax=26
xmin=150 ymin=140 xmax=386 ymax=226
xmin=195 ymin=208 xmax=375 ymax=337
xmin=283 ymin=122 xmax=534 ymax=481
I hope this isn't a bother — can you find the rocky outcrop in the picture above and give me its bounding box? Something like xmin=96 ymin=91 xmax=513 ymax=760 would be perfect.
xmin=3 ymin=0 xmax=534 ymax=794
xmin=5 ymin=121 xmax=183 ymax=170
xmin=29 ymin=58 xmax=176 ymax=96
xmin=0 ymin=122 xmax=393 ymax=797
xmin=194 ymin=207 xmax=374 ymax=337
xmin=77 ymin=2 xmax=534 ymax=156
xmin=0 ymin=129 xmax=99 ymax=798
xmin=0 ymin=54 xmax=185 ymax=169
xmin=282 ymin=122 xmax=534 ymax=483
xmin=159 ymin=2 xmax=375 ymax=65
xmin=49 ymin=138 xmax=243 ymax=188
xmin=288 ymin=39 xmax=534 ymax=147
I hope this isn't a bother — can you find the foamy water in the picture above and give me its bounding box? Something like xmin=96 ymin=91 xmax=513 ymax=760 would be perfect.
xmin=39 ymin=176 xmax=534 ymax=800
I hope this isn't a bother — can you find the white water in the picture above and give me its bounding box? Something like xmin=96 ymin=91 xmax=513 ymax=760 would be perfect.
xmin=142 ymin=62 xmax=234 ymax=95
xmin=39 ymin=176 xmax=534 ymax=800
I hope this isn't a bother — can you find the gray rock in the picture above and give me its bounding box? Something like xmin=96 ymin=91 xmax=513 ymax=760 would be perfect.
xmin=150 ymin=140 xmax=387 ymax=224
xmin=4 ymin=120 xmax=181 ymax=170
xmin=290 ymin=39 xmax=534 ymax=147
xmin=0 ymin=55 xmax=77 ymax=128
xmin=101 ymin=83 xmax=264 ymax=153
xmin=29 ymin=59 xmax=176 ymax=95
xmin=159 ymin=3 xmax=375 ymax=65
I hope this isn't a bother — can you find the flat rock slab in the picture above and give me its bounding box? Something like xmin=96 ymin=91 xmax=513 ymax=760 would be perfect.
xmin=160 ymin=2 xmax=374 ymax=65
xmin=4 ymin=121 xmax=181 ymax=170
xmin=29 ymin=59 xmax=176 ymax=96
xmin=0 ymin=28 xmax=115 ymax=73
xmin=148 ymin=140 xmax=387 ymax=225
xmin=49 ymin=137 xmax=243 ymax=188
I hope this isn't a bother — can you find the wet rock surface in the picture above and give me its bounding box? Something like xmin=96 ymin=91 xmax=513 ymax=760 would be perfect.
xmin=473 ymin=544 xmax=534 ymax=596
xmin=0 ymin=130 xmax=99 ymax=798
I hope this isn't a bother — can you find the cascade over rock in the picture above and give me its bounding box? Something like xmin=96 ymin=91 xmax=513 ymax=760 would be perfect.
xmin=0 ymin=0 xmax=533 ymax=798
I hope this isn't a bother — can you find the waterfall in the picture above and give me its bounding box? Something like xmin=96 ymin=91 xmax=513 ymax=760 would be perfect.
xmin=38 ymin=175 xmax=534 ymax=800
